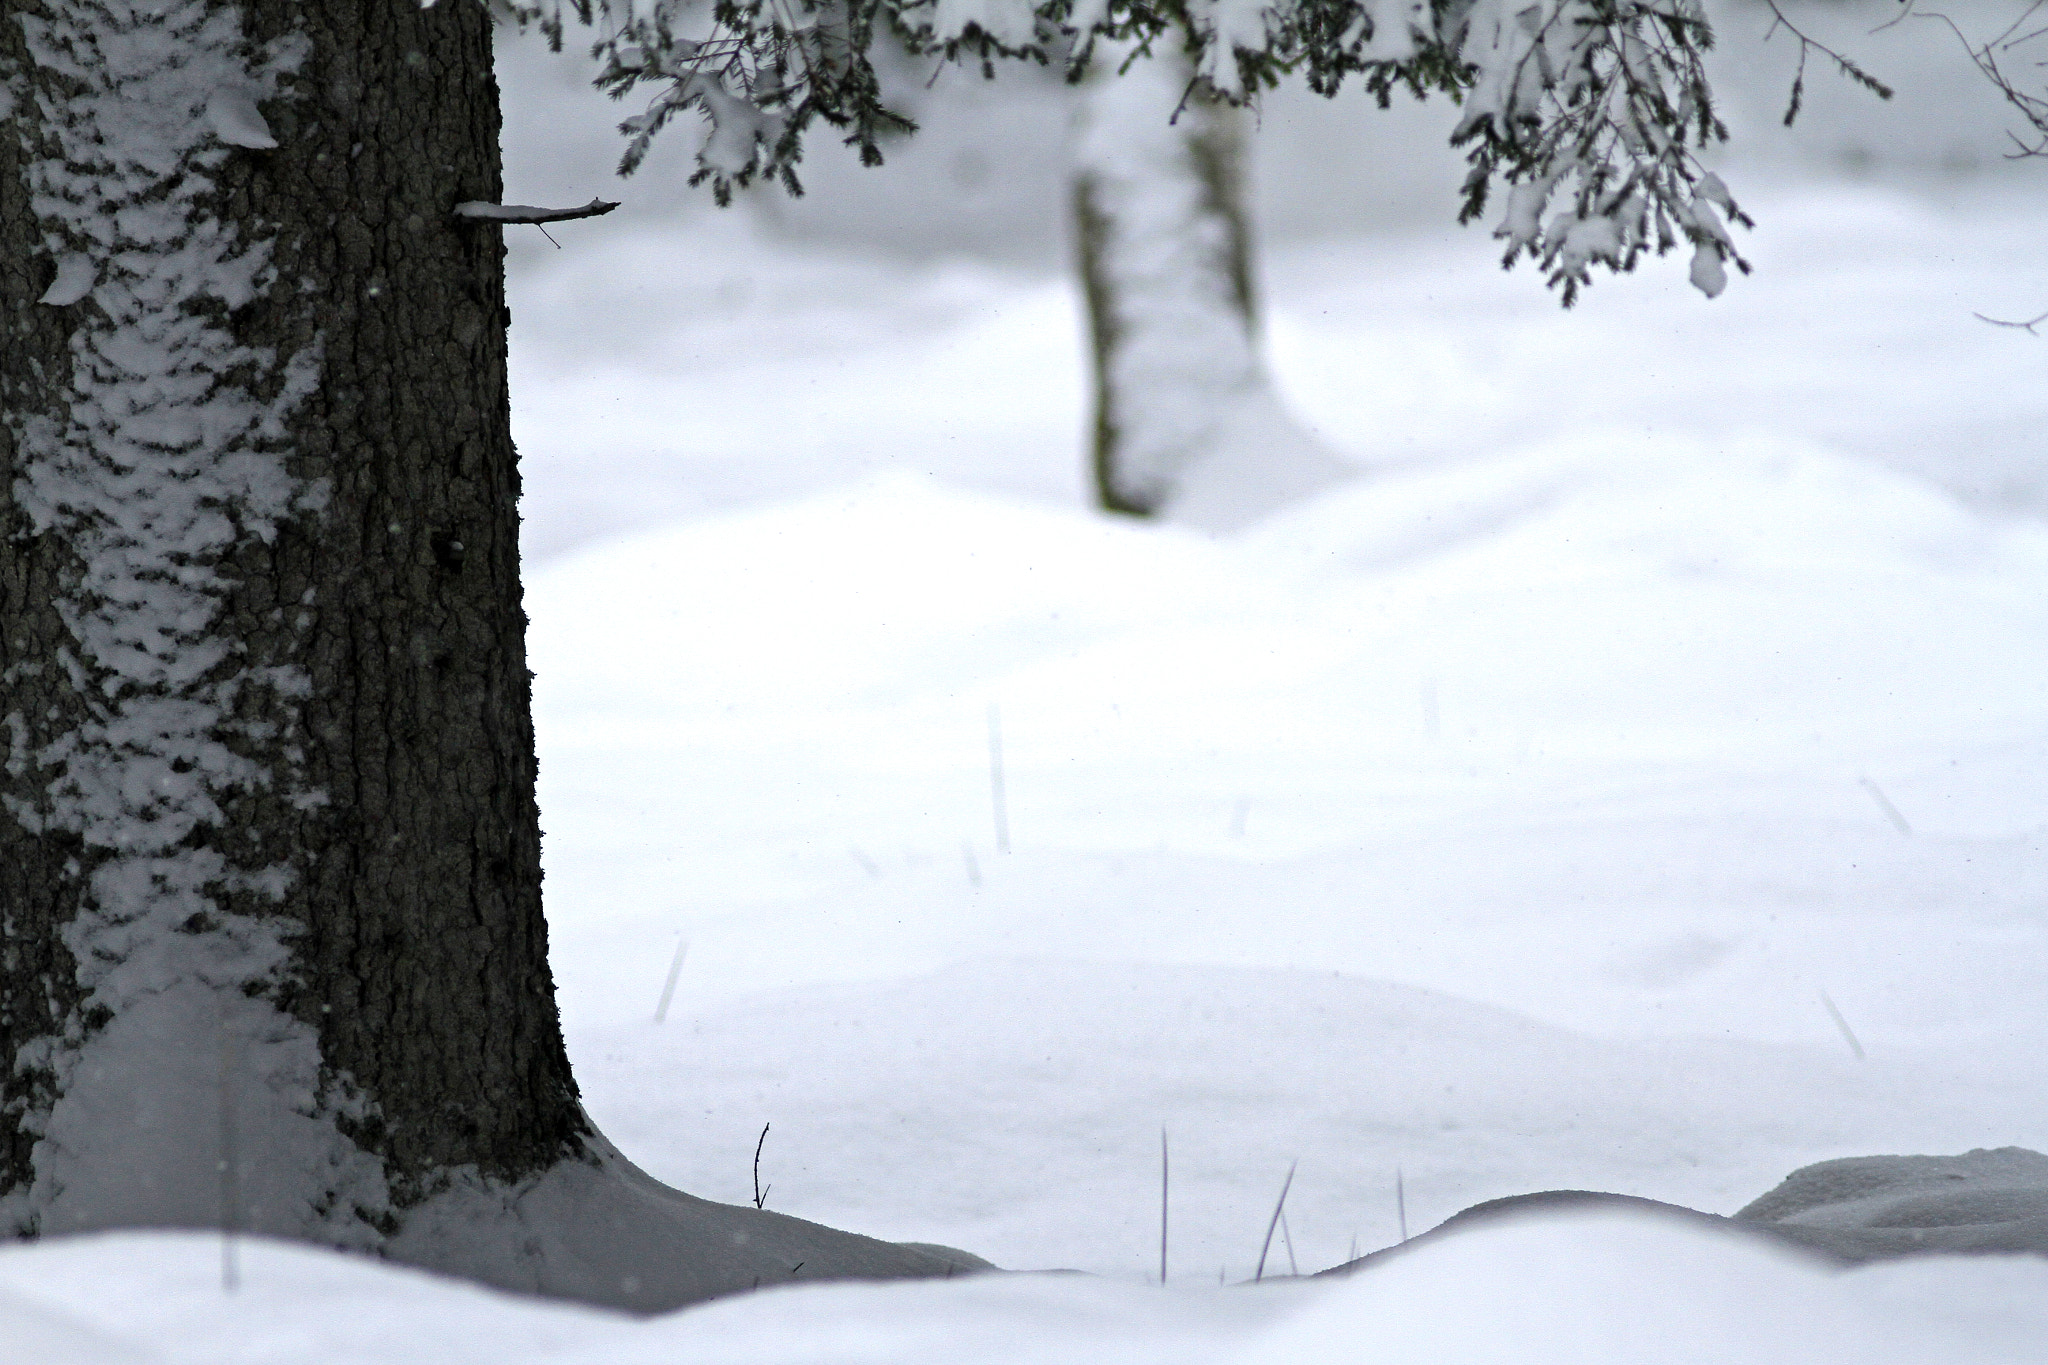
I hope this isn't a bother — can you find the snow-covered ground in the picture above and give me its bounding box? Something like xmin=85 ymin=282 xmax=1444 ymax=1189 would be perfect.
xmin=8 ymin=20 xmax=2048 ymax=1361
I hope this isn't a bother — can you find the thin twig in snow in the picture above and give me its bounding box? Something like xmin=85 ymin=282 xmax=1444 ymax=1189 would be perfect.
xmin=987 ymin=703 xmax=1010 ymax=854
xmin=1255 ymin=1162 xmax=1297 ymax=1282
xmin=1820 ymin=991 xmax=1867 ymax=1060
xmin=1160 ymin=1128 xmax=1170 ymax=1285
xmin=218 ymin=1007 xmax=241 ymax=1293
xmin=1396 ymin=1167 xmax=1409 ymax=1243
xmin=753 ymin=1122 xmax=772 ymax=1208
xmin=1858 ymin=777 xmax=1912 ymax=835
xmin=654 ymin=939 xmax=689 ymax=1024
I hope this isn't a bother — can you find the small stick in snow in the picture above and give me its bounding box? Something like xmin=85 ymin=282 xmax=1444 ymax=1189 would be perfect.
xmin=1819 ymin=990 xmax=1867 ymax=1060
xmin=987 ymin=703 xmax=1011 ymax=855
xmin=1254 ymin=1161 xmax=1297 ymax=1282
xmin=1396 ymin=1167 xmax=1408 ymax=1242
xmin=653 ymin=938 xmax=689 ymax=1024
xmin=753 ymin=1122 xmax=772 ymax=1209
xmin=218 ymin=1007 xmax=241 ymax=1293
xmin=1159 ymin=1127 xmax=1170 ymax=1285
xmin=1858 ymin=777 xmax=1912 ymax=836
xmin=451 ymin=197 xmax=621 ymax=224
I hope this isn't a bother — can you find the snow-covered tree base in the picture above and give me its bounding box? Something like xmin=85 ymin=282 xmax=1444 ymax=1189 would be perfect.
xmin=389 ymin=1136 xmax=986 ymax=1310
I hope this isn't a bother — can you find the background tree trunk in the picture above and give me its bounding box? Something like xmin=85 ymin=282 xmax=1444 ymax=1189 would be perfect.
xmin=1072 ymin=45 xmax=1355 ymax=533
xmin=1 ymin=0 xmax=963 ymax=1308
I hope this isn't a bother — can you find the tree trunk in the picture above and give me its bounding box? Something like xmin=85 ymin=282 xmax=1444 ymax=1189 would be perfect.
xmin=1 ymin=0 xmax=964 ymax=1309
xmin=1073 ymin=45 xmax=1354 ymax=533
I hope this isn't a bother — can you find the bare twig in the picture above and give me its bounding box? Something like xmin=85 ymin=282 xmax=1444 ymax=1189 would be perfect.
xmin=1820 ymin=991 xmax=1867 ymax=1060
xmin=987 ymin=703 xmax=1010 ymax=855
xmin=452 ymin=196 xmax=621 ymax=224
xmin=1858 ymin=777 xmax=1912 ymax=835
xmin=1159 ymin=1128 xmax=1171 ymax=1284
xmin=753 ymin=1122 xmax=772 ymax=1208
xmin=1975 ymin=309 xmax=2048 ymax=334
xmin=1254 ymin=1161 xmax=1296 ymax=1282
xmin=1913 ymin=2 xmax=2048 ymax=157
xmin=218 ymin=1004 xmax=241 ymax=1293
xmin=654 ymin=938 xmax=689 ymax=1024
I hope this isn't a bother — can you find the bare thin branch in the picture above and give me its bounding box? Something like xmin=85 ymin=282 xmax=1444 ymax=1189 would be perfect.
xmin=452 ymin=196 xmax=621 ymax=224
xmin=1974 ymin=309 xmax=2048 ymax=334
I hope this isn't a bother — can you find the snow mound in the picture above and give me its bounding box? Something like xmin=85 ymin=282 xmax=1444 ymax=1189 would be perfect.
xmin=1237 ymin=1206 xmax=2047 ymax=1365
xmin=11 ymin=1215 xmax=2047 ymax=1364
xmin=1244 ymin=430 xmax=2048 ymax=582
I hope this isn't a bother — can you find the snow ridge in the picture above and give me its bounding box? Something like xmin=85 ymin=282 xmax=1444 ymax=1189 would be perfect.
xmin=2 ymin=1 xmax=386 ymax=1239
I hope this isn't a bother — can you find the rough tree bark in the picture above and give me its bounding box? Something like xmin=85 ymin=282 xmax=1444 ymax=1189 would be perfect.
xmin=0 ymin=0 xmax=967 ymax=1309
xmin=1072 ymin=44 xmax=1355 ymax=533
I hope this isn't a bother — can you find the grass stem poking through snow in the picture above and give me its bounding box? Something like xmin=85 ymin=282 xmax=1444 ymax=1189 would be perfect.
xmin=753 ymin=1122 xmax=773 ymax=1208
xmin=1160 ymin=1127 xmax=1170 ymax=1285
xmin=1820 ymin=991 xmax=1867 ymax=1060
xmin=1254 ymin=1161 xmax=1297 ymax=1282
xmin=1859 ymin=777 xmax=1913 ymax=836
xmin=654 ymin=939 xmax=689 ymax=1024
xmin=217 ymin=1007 xmax=240 ymax=1294
xmin=1397 ymin=1167 xmax=1408 ymax=1242
xmin=987 ymin=703 xmax=1011 ymax=854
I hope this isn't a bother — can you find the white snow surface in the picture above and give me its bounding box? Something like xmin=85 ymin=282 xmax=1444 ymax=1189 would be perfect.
xmin=11 ymin=60 xmax=2048 ymax=1365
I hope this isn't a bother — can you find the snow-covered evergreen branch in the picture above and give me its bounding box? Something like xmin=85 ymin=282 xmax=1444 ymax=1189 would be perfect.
xmin=485 ymin=0 xmax=1743 ymax=299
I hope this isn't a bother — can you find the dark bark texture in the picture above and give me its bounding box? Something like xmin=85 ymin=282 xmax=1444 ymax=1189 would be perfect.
xmin=0 ymin=0 xmax=582 ymax=1211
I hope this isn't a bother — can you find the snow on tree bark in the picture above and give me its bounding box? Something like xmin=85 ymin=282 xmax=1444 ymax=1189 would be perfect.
xmin=1073 ymin=44 xmax=1352 ymax=530
xmin=1 ymin=0 xmax=963 ymax=1309
xmin=1 ymin=0 xmax=397 ymax=1246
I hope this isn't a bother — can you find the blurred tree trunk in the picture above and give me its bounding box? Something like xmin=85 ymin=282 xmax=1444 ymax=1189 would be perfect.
xmin=1072 ymin=44 xmax=1353 ymax=532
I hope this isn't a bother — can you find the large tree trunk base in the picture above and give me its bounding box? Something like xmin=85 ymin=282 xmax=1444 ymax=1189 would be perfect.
xmin=389 ymin=1134 xmax=988 ymax=1312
